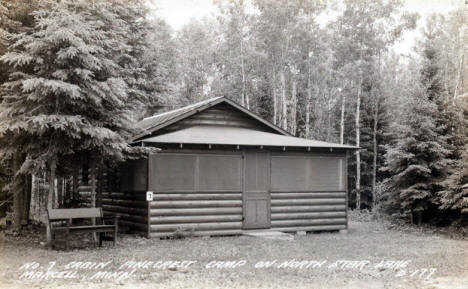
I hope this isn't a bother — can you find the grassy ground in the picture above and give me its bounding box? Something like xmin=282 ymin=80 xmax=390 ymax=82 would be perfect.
xmin=0 ymin=213 xmax=466 ymax=289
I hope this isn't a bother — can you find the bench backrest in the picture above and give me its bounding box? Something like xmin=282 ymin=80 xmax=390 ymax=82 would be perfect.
xmin=48 ymin=208 xmax=103 ymax=220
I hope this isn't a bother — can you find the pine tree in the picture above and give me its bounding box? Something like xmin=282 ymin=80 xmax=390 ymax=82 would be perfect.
xmin=0 ymin=0 xmax=152 ymax=236
xmin=380 ymin=73 xmax=452 ymax=221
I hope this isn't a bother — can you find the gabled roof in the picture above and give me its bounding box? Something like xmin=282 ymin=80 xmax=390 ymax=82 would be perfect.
xmin=140 ymin=125 xmax=357 ymax=149
xmin=133 ymin=96 xmax=291 ymax=141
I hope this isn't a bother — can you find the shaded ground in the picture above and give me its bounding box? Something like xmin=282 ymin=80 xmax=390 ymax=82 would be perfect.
xmin=0 ymin=214 xmax=466 ymax=289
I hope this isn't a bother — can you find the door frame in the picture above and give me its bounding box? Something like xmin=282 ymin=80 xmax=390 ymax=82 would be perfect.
xmin=242 ymin=150 xmax=271 ymax=229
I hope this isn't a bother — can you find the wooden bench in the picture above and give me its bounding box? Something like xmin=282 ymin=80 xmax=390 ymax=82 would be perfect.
xmin=47 ymin=208 xmax=118 ymax=250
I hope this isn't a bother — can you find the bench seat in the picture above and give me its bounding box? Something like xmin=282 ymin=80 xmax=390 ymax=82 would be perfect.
xmin=48 ymin=207 xmax=118 ymax=250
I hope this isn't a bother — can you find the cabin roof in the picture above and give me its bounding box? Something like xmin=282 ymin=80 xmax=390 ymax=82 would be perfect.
xmin=133 ymin=96 xmax=291 ymax=141
xmin=133 ymin=96 xmax=357 ymax=149
xmin=139 ymin=125 xmax=357 ymax=149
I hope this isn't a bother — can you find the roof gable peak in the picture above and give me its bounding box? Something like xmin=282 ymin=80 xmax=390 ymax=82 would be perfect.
xmin=133 ymin=96 xmax=291 ymax=142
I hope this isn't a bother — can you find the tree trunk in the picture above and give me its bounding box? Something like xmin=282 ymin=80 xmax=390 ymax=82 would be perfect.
xmin=272 ymin=74 xmax=277 ymax=125
xmin=280 ymin=70 xmax=287 ymax=130
xmin=327 ymin=89 xmax=331 ymax=142
xmin=46 ymin=159 xmax=56 ymax=246
xmin=12 ymin=154 xmax=23 ymax=231
xmin=355 ymin=71 xmax=363 ymax=210
xmin=453 ymin=49 xmax=465 ymax=104
xmin=240 ymin=38 xmax=249 ymax=109
xmin=371 ymin=96 xmax=379 ymax=210
xmin=340 ymin=89 xmax=346 ymax=144
xmin=306 ymin=66 xmax=312 ymax=138
xmin=22 ymin=174 xmax=32 ymax=225
xmin=371 ymin=53 xmax=382 ymax=210
xmin=291 ymin=79 xmax=297 ymax=135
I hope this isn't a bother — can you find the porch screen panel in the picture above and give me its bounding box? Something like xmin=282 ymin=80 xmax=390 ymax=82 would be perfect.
xmin=271 ymin=156 xmax=308 ymax=191
xmin=308 ymin=157 xmax=344 ymax=191
xmin=152 ymin=154 xmax=197 ymax=191
xmin=198 ymin=154 xmax=242 ymax=191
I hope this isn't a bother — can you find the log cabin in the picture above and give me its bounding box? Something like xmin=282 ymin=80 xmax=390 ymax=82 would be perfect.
xmin=102 ymin=96 xmax=358 ymax=238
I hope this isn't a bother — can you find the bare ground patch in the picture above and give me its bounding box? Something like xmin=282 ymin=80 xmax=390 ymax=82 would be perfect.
xmin=0 ymin=217 xmax=466 ymax=289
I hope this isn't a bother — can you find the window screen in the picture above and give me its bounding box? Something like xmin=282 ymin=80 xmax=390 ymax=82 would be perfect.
xmin=308 ymin=157 xmax=343 ymax=191
xmin=271 ymin=155 xmax=344 ymax=191
xmin=198 ymin=155 xmax=242 ymax=191
xmin=150 ymin=153 xmax=242 ymax=192
xmin=271 ymin=156 xmax=308 ymax=191
xmin=153 ymin=154 xmax=197 ymax=191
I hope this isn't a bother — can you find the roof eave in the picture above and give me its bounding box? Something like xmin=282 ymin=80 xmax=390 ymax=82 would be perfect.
xmin=137 ymin=140 xmax=358 ymax=150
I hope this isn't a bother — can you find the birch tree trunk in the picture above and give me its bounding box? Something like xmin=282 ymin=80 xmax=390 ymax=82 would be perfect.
xmin=291 ymin=79 xmax=297 ymax=135
xmin=371 ymin=96 xmax=379 ymax=210
xmin=272 ymin=74 xmax=277 ymax=125
xmin=327 ymin=88 xmax=331 ymax=142
xmin=240 ymin=39 xmax=249 ymax=109
xmin=340 ymin=93 xmax=346 ymax=144
xmin=355 ymin=70 xmax=363 ymax=210
xmin=306 ymin=66 xmax=312 ymax=138
xmin=280 ymin=70 xmax=287 ymax=130
xmin=453 ymin=50 xmax=465 ymax=104
xmin=371 ymin=54 xmax=382 ymax=210
xmin=46 ymin=159 xmax=56 ymax=246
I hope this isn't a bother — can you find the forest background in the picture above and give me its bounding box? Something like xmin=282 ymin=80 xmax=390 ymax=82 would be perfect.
xmin=0 ymin=0 xmax=467 ymax=233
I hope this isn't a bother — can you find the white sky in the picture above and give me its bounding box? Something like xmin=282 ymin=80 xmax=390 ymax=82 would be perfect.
xmin=149 ymin=0 xmax=465 ymax=54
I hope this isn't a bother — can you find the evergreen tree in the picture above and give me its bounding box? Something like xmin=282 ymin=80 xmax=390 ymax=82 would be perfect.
xmin=0 ymin=0 xmax=152 ymax=235
xmin=380 ymin=71 xmax=452 ymax=221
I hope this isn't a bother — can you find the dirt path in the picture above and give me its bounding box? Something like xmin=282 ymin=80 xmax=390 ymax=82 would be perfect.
xmin=0 ymin=219 xmax=466 ymax=288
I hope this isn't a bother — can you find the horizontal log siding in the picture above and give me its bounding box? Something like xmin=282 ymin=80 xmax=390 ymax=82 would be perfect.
xmin=148 ymin=190 xmax=346 ymax=238
xmin=270 ymin=191 xmax=347 ymax=231
xmin=101 ymin=192 xmax=149 ymax=236
xmin=149 ymin=191 xmax=243 ymax=237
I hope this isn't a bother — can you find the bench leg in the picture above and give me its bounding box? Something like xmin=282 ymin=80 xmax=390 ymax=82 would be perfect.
xmin=99 ymin=233 xmax=103 ymax=247
xmin=50 ymin=230 xmax=55 ymax=250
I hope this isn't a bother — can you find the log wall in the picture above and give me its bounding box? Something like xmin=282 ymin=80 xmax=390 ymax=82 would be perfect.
xmin=101 ymin=191 xmax=149 ymax=236
xmin=270 ymin=191 xmax=347 ymax=232
xmin=100 ymin=160 xmax=150 ymax=236
xmin=148 ymin=191 xmax=243 ymax=238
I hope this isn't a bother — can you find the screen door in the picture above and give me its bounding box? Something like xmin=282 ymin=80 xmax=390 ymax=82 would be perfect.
xmin=242 ymin=151 xmax=271 ymax=229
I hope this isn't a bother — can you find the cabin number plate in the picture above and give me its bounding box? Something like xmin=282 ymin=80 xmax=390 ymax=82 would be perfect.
xmin=146 ymin=191 xmax=154 ymax=201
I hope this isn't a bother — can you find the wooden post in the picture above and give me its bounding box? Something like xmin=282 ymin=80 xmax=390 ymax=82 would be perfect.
xmin=46 ymin=159 xmax=56 ymax=247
